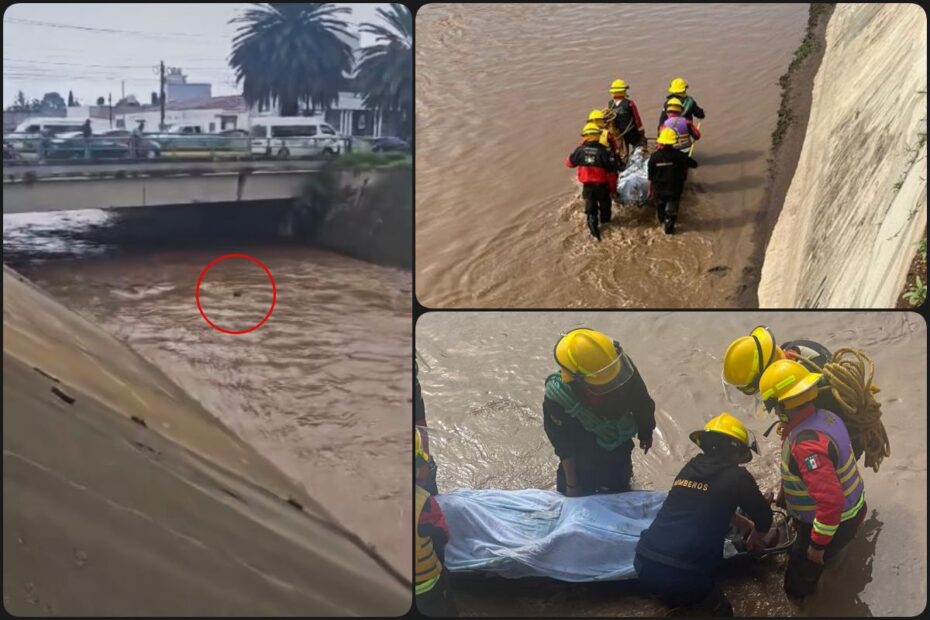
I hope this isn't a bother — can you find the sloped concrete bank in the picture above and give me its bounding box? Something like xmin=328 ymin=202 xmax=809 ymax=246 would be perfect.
xmin=758 ymin=3 xmax=928 ymax=307
xmin=2 ymin=268 xmax=410 ymax=615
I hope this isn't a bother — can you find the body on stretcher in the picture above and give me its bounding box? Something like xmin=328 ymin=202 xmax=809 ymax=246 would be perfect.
xmin=436 ymin=488 xmax=795 ymax=583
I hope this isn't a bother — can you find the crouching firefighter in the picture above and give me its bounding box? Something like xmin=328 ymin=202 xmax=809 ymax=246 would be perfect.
xmin=759 ymin=360 xmax=867 ymax=599
xmin=415 ymin=429 xmax=458 ymax=616
xmin=635 ymin=413 xmax=773 ymax=616
xmin=566 ymin=123 xmax=620 ymax=241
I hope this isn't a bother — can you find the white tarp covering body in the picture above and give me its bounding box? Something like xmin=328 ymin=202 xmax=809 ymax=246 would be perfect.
xmin=436 ymin=488 xmax=739 ymax=582
xmin=615 ymin=146 xmax=650 ymax=206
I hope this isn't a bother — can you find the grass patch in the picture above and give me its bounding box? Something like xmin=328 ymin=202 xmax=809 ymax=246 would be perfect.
xmin=899 ymin=234 xmax=928 ymax=308
xmin=332 ymin=151 xmax=411 ymax=170
xmin=771 ymin=4 xmax=834 ymax=148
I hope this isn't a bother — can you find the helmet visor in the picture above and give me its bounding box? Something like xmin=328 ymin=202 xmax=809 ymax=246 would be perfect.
xmin=580 ymin=344 xmax=636 ymax=395
xmin=721 ymin=372 xmax=768 ymax=420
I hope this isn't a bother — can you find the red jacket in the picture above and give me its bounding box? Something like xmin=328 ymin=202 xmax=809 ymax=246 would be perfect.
xmin=783 ymin=405 xmax=846 ymax=547
xmin=565 ymin=140 xmax=619 ymax=188
xmin=418 ymin=495 xmax=450 ymax=545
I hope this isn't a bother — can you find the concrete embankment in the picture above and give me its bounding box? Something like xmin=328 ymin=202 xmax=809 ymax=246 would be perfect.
xmin=287 ymin=163 xmax=413 ymax=270
xmin=759 ymin=3 xmax=927 ymax=307
xmin=2 ymin=267 xmax=410 ymax=615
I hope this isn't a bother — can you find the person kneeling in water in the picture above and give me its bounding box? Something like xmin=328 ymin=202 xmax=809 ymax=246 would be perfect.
xmin=635 ymin=413 xmax=773 ymax=617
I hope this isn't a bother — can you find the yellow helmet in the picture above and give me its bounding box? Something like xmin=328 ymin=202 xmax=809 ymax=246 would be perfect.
xmin=587 ymin=109 xmax=606 ymax=123
xmin=723 ymin=326 xmax=783 ymax=394
xmin=668 ymin=77 xmax=688 ymax=95
xmin=554 ymin=328 xmax=633 ymax=394
xmin=656 ymin=127 xmax=679 ymax=146
xmin=415 ymin=428 xmax=429 ymax=462
xmin=689 ymin=412 xmax=758 ymax=463
xmin=665 ymin=97 xmax=683 ymax=112
xmin=609 ymin=79 xmax=629 ymax=94
xmin=759 ymin=359 xmax=822 ymax=410
xmin=581 ymin=122 xmax=602 ymax=138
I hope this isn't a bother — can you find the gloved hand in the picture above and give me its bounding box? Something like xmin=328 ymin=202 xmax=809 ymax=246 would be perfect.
xmin=806 ymin=545 xmax=825 ymax=565
xmin=639 ymin=436 xmax=653 ymax=454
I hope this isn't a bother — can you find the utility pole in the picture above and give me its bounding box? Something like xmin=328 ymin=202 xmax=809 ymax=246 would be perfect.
xmin=159 ymin=61 xmax=166 ymax=130
xmin=121 ymin=80 xmax=125 ymax=100
xmin=108 ymin=92 xmax=113 ymax=128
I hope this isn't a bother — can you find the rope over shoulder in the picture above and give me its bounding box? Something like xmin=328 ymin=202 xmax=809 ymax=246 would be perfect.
xmin=802 ymin=348 xmax=890 ymax=473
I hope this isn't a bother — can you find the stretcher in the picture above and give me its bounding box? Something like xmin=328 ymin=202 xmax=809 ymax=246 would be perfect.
xmin=436 ymin=488 xmax=795 ymax=582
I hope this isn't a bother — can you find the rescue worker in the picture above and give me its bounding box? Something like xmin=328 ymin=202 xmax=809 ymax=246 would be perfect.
xmin=543 ymin=328 xmax=655 ymax=496
xmin=658 ymin=98 xmax=702 ymax=152
xmin=415 ymin=358 xmax=439 ymax=495
xmin=759 ymin=360 xmax=867 ymax=599
xmin=605 ymin=79 xmax=646 ymax=151
xmin=635 ymin=413 xmax=773 ymax=616
xmin=648 ymin=127 xmax=698 ymax=235
xmin=721 ymin=326 xmax=863 ymax=458
xmin=565 ymin=123 xmax=620 ymax=241
xmin=585 ymin=108 xmax=622 ymax=159
xmin=415 ymin=429 xmax=458 ymax=616
xmin=658 ymin=77 xmax=706 ymax=126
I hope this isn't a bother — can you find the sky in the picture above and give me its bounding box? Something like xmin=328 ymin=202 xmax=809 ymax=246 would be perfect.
xmin=2 ymin=3 xmax=387 ymax=109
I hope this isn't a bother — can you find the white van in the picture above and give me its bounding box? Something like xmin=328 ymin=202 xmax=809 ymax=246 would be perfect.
xmin=249 ymin=117 xmax=345 ymax=159
xmin=13 ymin=117 xmax=106 ymax=135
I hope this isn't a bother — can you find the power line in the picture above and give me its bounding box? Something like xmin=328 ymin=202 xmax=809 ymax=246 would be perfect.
xmin=4 ymin=17 xmax=229 ymax=40
xmin=4 ymin=57 xmax=232 ymax=70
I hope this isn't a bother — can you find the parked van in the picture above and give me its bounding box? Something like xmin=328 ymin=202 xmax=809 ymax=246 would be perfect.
xmin=13 ymin=117 xmax=107 ymax=135
xmin=249 ymin=117 xmax=346 ymax=159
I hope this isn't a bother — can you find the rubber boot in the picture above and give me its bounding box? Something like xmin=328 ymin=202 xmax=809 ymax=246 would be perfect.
xmin=586 ymin=214 xmax=601 ymax=241
xmin=784 ymin=554 xmax=824 ymax=599
xmin=656 ymin=203 xmax=666 ymax=223
xmin=600 ymin=207 xmax=612 ymax=225
xmin=664 ymin=216 xmax=676 ymax=235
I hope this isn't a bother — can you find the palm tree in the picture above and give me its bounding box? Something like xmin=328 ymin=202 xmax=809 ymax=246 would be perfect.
xmin=229 ymin=3 xmax=354 ymax=116
xmin=355 ymin=4 xmax=412 ymax=139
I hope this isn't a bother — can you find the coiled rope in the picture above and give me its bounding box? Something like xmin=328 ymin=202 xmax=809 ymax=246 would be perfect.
xmin=804 ymin=348 xmax=890 ymax=473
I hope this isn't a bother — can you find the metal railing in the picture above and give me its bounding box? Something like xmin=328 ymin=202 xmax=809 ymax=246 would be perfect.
xmin=3 ymin=133 xmax=361 ymax=165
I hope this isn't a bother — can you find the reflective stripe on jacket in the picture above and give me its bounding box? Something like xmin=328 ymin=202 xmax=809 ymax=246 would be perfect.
xmin=415 ymin=485 xmax=443 ymax=593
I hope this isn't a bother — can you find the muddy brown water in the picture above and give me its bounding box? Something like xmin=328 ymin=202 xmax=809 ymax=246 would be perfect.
xmin=416 ymin=3 xmax=809 ymax=308
xmin=14 ymin=246 xmax=412 ymax=576
xmin=416 ymin=312 xmax=927 ymax=616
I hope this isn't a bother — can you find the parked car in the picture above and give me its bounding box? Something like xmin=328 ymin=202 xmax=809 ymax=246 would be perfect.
xmin=249 ymin=117 xmax=346 ymax=159
xmin=219 ymin=129 xmax=249 ymax=137
xmin=165 ymin=124 xmax=204 ymax=135
xmin=100 ymin=129 xmax=161 ymax=159
xmin=45 ymin=136 xmax=130 ymax=161
xmin=367 ymin=136 xmax=410 ymax=153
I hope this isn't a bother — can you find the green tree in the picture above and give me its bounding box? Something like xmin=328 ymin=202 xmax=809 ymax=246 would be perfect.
xmin=355 ymin=4 xmax=412 ymax=139
xmin=40 ymin=92 xmax=66 ymax=114
xmin=96 ymin=96 xmax=105 ymax=106
xmin=228 ymin=3 xmax=354 ymax=116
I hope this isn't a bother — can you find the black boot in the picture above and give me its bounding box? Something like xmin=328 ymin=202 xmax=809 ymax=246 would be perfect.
xmin=587 ymin=214 xmax=601 ymax=241
xmin=656 ymin=204 xmax=666 ymax=224
xmin=664 ymin=216 xmax=676 ymax=235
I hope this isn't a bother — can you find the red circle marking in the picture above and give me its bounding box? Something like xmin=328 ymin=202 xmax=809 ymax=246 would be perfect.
xmin=195 ymin=254 xmax=276 ymax=334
